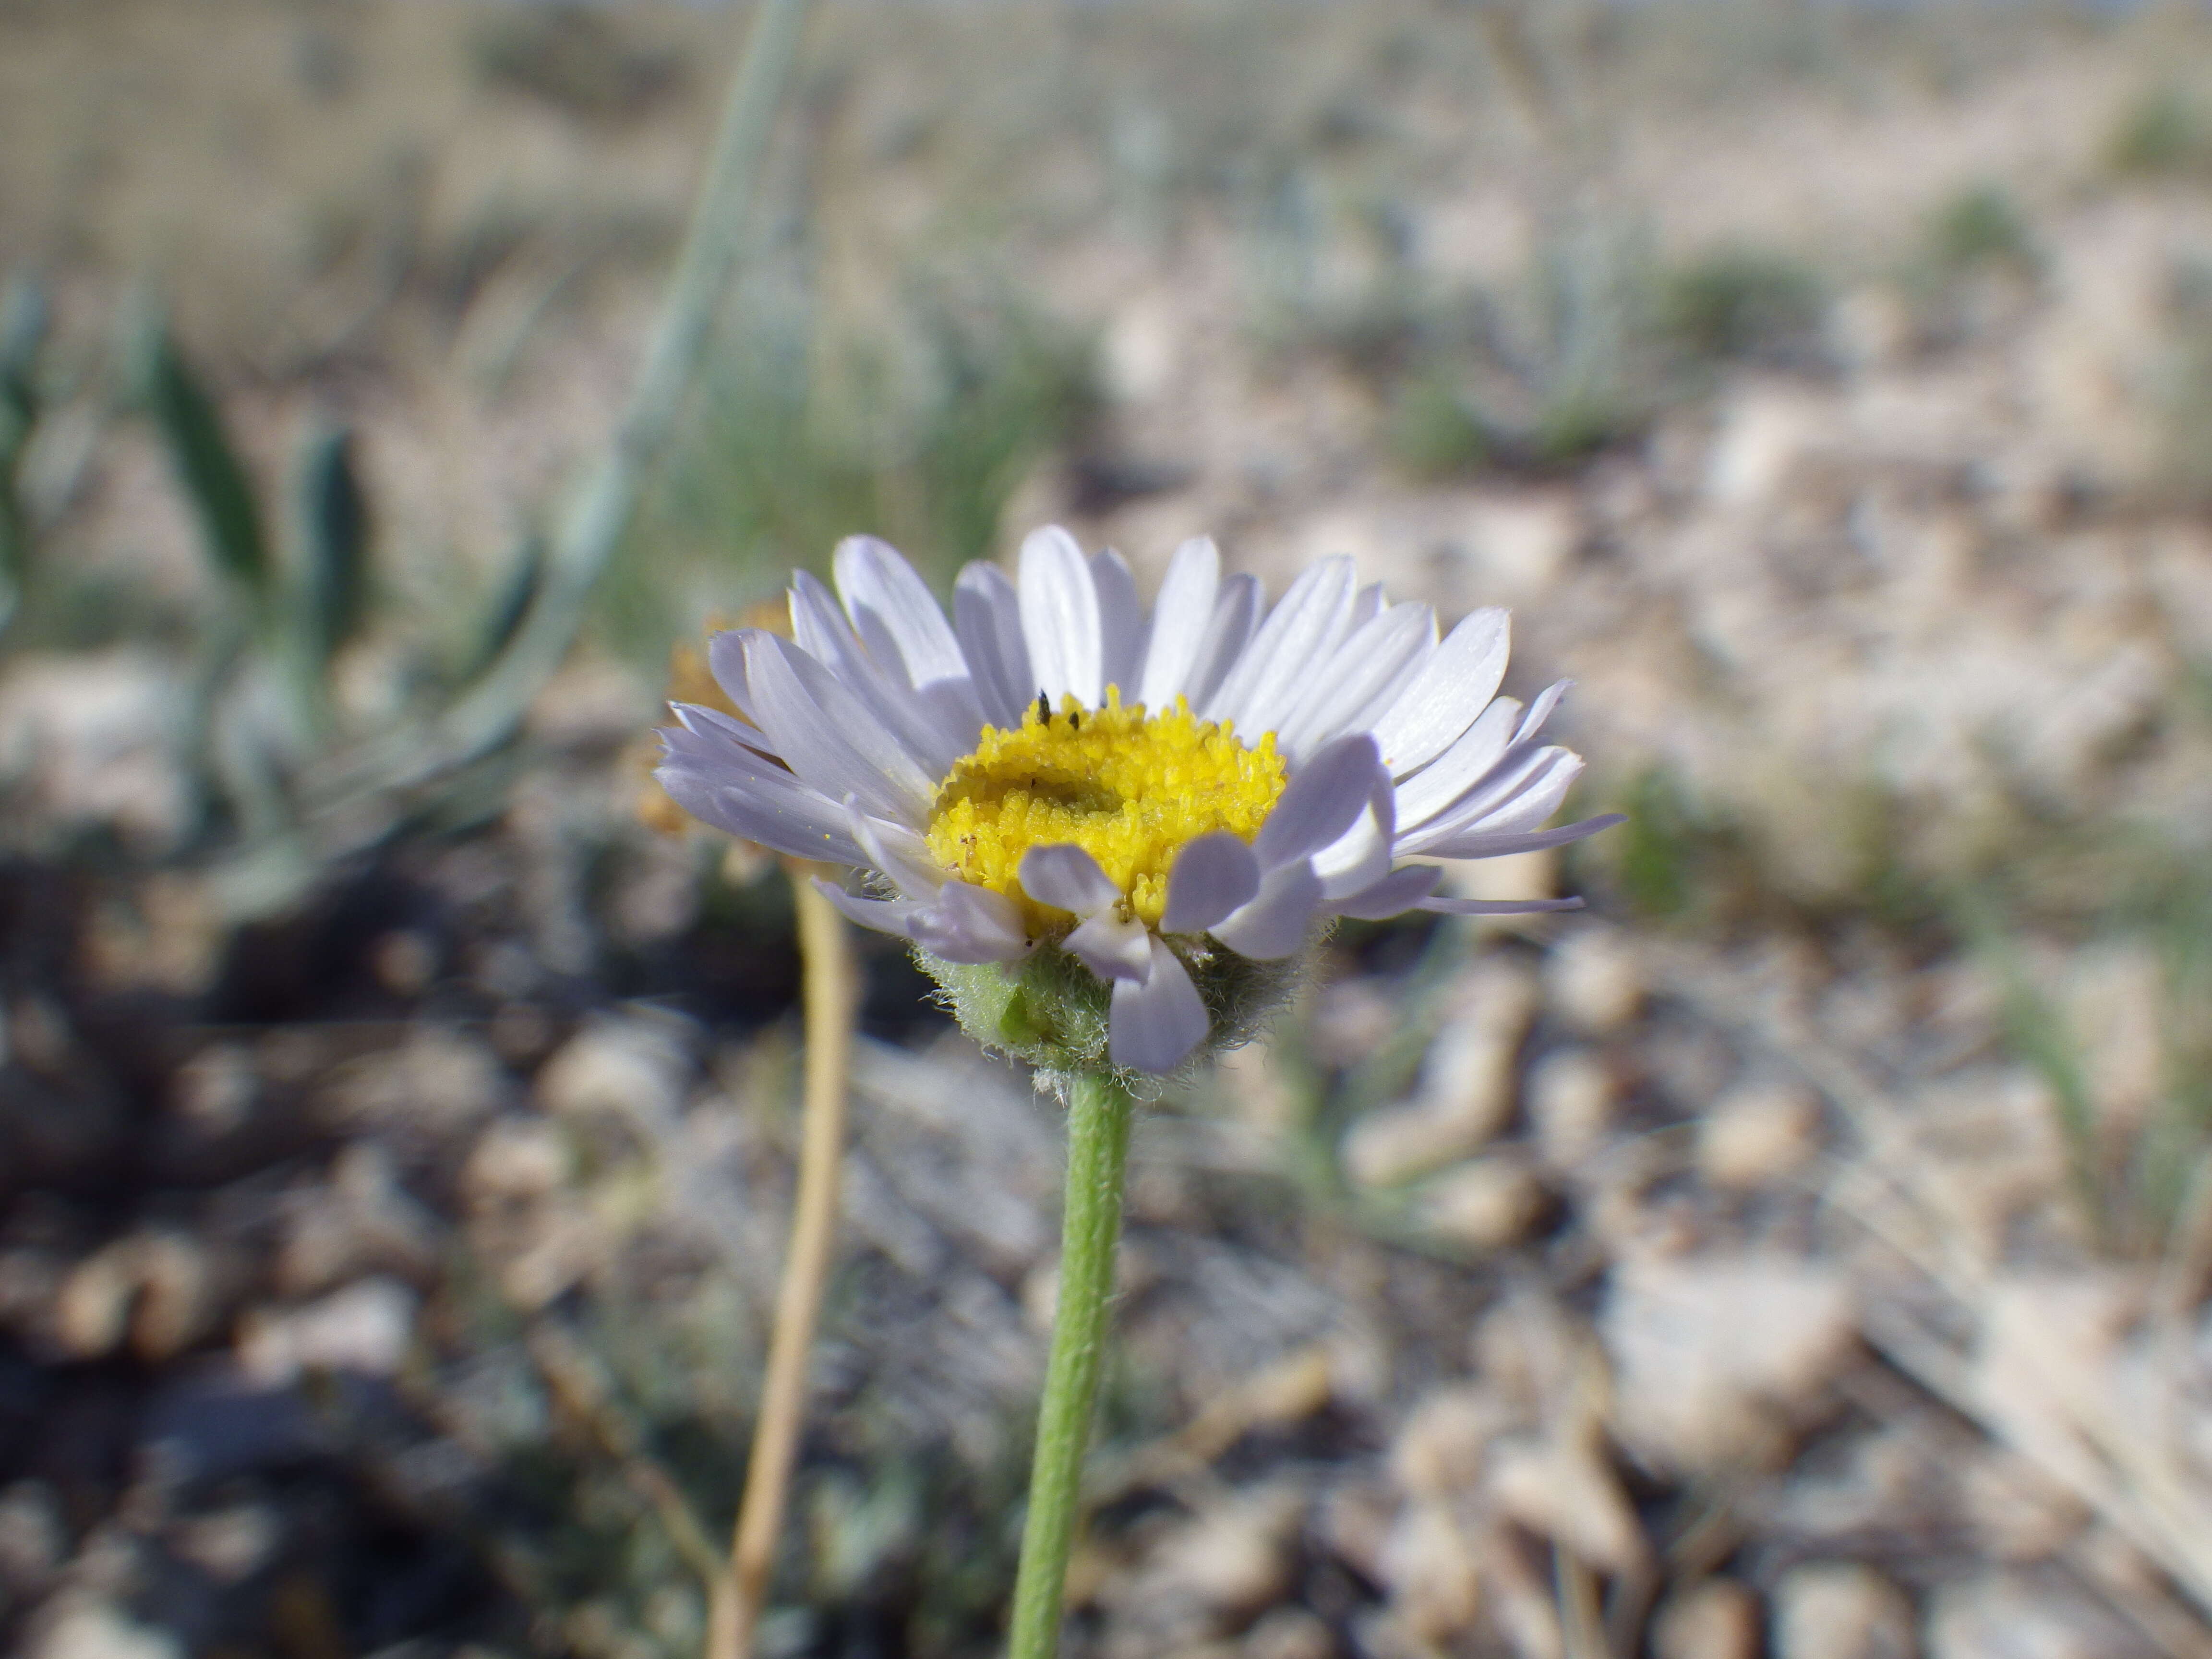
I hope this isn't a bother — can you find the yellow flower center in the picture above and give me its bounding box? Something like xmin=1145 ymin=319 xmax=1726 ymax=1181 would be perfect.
xmin=926 ymin=690 xmax=1287 ymax=931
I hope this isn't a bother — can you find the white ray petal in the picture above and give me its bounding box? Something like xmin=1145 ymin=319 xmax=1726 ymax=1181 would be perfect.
xmin=1329 ymin=864 xmax=1444 ymax=920
xmin=954 ymin=562 xmax=1033 ymax=729
xmin=1253 ymin=733 xmax=1385 ymax=869
xmin=1389 ymin=698 xmax=1522 ymax=833
xmin=1185 ymin=573 xmax=1262 ymax=717
xmin=1110 ymin=938 xmax=1210 ymax=1073
xmin=1207 ymin=556 xmax=1357 ymax=735
xmin=1019 ymin=525 xmax=1102 ymax=707
xmin=1515 ymin=679 xmax=1569 ymax=743
xmin=813 ymin=879 xmax=927 ymax=938
xmin=1210 ymin=859 xmax=1325 ymax=959
xmin=1311 ymin=776 xmax=1396 ymax=901
xmin=1092 ymin=548 xmax=1145 ymax=702
xmin=654 ymin=773 xmax=858 ymax=866
xmin=1273 ymin=602 xmax=1438 ymax=761
xmin=1419 ymin=812 xmax=1623 ymax=862
xmin=1067 ymin=908 xmax=1153 ymax=982
xmin=1160 ymin=832 xmax=1261 ymax=933
xmin=671 ymin=700 xmax=768 ymax=754
xmin=1369 ymin=607 xmax=1510 ymax=775
xmin=1418 ymin=895 xmax=1584 ymax=915
xmin=912 ymin=879 xmax=1034 ymax=962
xmin=834 ymin=535 xmax=968 ymax=686
xmin=789 ymin=572 xmax=970 ymax=775
xmin=707 ymin=628 xmax=762 ymax=725
xmin=1396 ymin=745 xmax=1581 ymax=854
xmin=657 ymin=726 xmax=862 ymax=864
xmin=1017 ymin=843 xmax=1123 ymax=916
xmin=745 ymin=633 xmax=935 ymax=824
xmin=1443 ymin=751 xmax=1587 ymax=840
xmin=789 ymin=569 xmax=859 ymax=665
xmin=1135 ymin=537 xmax=1221 ymax=710
xmin=842 ymin=796 xmax=947 ymax=897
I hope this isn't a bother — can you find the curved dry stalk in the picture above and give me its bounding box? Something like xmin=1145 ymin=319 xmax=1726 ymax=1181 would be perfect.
xmin=709 ymin=860 xmax=856 ymax=1659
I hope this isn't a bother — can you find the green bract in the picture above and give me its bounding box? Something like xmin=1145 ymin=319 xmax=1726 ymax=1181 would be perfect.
xmin=917 ymin=937 xmax=1308 ymax=1094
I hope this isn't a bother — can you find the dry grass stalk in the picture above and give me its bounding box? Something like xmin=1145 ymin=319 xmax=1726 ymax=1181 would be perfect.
xmin=708 ymin=861 xmax=857 ymax=1659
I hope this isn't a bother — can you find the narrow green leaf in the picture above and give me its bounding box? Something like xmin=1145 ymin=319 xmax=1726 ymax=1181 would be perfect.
xmin=295 ymin=424 xmax=371 ymax=664
xmin=465 ymin=532 xmax=545 ymax=685
xmin=0 ymin=275 xmax=47 ymax=634
xmin=0 ymin=504 xmax=22 ymax=635
xmin=0 ymin=274 xmax=45 ymax=393
xmin=138 ymin=319 xmax=272 ymax=598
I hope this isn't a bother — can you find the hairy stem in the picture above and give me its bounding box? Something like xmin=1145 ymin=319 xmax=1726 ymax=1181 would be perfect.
xmin=709 ymin=862 xmax=855 ymax=1659
xmin=1006 ymin=1070 xmax=1136 ymax=1659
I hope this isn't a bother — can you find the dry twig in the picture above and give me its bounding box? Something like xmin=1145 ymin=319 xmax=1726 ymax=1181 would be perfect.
xmin=708 ymin=861 xmax=857 ymax=1659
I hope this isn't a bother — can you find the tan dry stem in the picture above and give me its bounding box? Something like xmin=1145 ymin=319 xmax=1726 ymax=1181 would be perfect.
xmin=708 ymin=860 xmax=856 ymax=1659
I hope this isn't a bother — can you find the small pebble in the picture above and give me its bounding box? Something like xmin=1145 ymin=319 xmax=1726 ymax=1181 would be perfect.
xmin=1243 ymin=1606 xmax=1334 ymax=1659
xmin=0 ymin=1480 xmax=65 ymax=1594
xmin=1545 ymin=926 xmax=1644 ymax=1033
xmin=1486 ymin=1434 xmax=1647 ymax=1576
xmin=1146 ymin=1490 xmax=1301 ymax=1619
xmin=1379 ymin=1501 xmax=1482 ymax=1642
xmin=324 ymin=1028 xmax=505 ymax=1142
xmin=1528 ymin=1047 xmax=1614 ymax=1167
xmin=370 ymin=929 xmax=440 ymax=997
xmin=1653 ymin=1579 xmax=1760 ymax=1659
xmin=1699 ymin=1082 xmax=1822 ymax=1191
xmin=1389 ymin=1386 xmax=1504 ymax=1499
xmin=127 ymin=1233 xmax=223 ymax=1361
xmin=489 ymin=1002 xmax=557 ymax=1066
xmin=537 ymin=1018 xmax=690 ymax=1127
xmin=1926 ymin=1573 xmax=2144 ymax=1659
xmin=169 ymin=1045 xmax=257 ymax=1137
xmin=1418 ymin=1011 xmax=1524 ymax=1143
xmin=28 ymin=1602 xmax=183 ymax=1659
xmin=1958 ymin=1450 xmax=2085 ymax=1561
xmin=237 ymin=1276 xmax=418 ymax=1384
xmin=1418 ymin=1157 xmax=1548 ymax=1249
xmin=276 ymin=1142 xmax=440 ymax=1297
xmin=1773 ymin=1563 xmax=1915 ymax=1659
xmin=1601 ymin=1250 xmax=1858 ymax=1473
xmin=54 ymin=1242 xmax=139 ymax=1359
xmin=168 ymin=1503 xmax=278 ymax=1584
xmin=1342 ymin=968 xmax=1536 ymax=1187
xmin=463 ymin=1116 xmax=574 ymax=1206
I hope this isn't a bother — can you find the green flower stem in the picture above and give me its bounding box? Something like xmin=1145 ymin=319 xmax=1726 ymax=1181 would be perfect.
xmin=1007 ymin=1069 xmax=1136 ymax=1659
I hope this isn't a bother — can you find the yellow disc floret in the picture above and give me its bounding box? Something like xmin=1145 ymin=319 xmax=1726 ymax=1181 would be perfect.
xmin=926 ymin=689 xmax=1287 ymax=932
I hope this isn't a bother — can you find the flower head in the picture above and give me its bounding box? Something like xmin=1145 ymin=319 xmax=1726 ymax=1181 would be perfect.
xmin=656 ymin=527 xmax=1619 ymax=1079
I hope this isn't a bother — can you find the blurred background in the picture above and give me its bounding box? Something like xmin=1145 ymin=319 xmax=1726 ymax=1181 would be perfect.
xmin=5 ymin=0 xmax=2212 ymax=1656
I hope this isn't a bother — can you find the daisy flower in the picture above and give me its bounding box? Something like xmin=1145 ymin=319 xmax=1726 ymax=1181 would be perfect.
xmin=657 ymin=527 xmax=1619 ymax=1077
